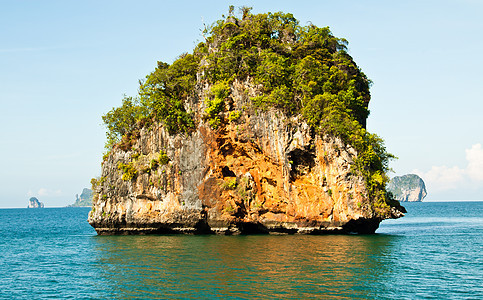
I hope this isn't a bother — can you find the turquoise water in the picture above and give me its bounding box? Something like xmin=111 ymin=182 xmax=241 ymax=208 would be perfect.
xmin=0 ymin=202 xmax=481 ymax=299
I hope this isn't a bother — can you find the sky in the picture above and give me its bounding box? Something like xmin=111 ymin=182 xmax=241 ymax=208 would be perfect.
xmin=0 ymin=0 xmax=482 ymax=207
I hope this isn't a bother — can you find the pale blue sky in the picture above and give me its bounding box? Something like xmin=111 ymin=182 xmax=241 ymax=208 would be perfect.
xmin=1 ymin=0 xmax=482 ymax=207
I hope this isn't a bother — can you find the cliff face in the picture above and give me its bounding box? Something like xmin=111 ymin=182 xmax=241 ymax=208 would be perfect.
xmin=387 ymin=174 xmax=427 ymax=202
xmin=88 ymin=79 xmax=404 ymax=234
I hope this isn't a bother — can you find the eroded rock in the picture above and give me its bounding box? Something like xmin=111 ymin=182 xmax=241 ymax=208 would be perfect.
xmin=88 ymin=80 xmax=404 ymax=234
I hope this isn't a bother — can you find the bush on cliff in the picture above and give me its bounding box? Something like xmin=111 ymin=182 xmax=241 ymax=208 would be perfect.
xmin=102 ymin=96 xmax=147 ymax=149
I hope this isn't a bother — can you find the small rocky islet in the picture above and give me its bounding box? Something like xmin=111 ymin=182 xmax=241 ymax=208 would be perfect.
xmin=88 ymin=8 xmax=405 ymax=235
xmin=387 ymin=174 xmax=427 ymax=202
xmin=27 ymin=197 xmax=44 ymax=208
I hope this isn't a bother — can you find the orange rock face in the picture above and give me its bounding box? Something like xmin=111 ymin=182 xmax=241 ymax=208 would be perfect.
xmin=88 ymin=80 xmax=404 ymax=235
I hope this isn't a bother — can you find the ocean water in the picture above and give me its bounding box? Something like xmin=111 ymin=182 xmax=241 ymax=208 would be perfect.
xmin=0 ymin=202 xmax=481 ymax=299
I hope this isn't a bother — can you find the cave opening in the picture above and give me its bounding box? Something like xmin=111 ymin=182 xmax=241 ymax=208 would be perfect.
xmin=288 ymin=148 xmax=315 ymax=181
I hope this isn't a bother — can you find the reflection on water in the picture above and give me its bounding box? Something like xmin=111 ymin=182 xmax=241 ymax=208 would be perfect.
xmin=92 ymin=234 xmax=396 ymax=299
xmin=1 ymin=204 xmax=480 ymax=298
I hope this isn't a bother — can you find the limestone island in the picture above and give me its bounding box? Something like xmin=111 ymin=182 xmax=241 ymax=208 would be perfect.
xmin=88 ymin=8 xmax=405 ymax=235
xmin=69 ymin=188 xmax=93 ymax=207
xmin=28 ymin=197 xmax=44 ymax=208
xmin=387 ymin=174 xmax=427 ymax=202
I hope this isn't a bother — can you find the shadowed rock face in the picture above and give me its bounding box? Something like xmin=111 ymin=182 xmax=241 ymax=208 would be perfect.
xmin=88 ymin=80 xmax=405 ymax=235
xmin=388 ymin=174 xmax=427 ymax=202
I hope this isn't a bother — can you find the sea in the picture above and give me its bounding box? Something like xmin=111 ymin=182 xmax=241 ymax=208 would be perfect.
xmin=0 ymin=202 xmax=481 ymax=299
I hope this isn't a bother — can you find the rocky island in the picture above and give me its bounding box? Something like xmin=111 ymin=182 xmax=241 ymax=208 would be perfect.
xmin=88 ymin=8 xmax=405 ymax=235
xmin=28 ymin=197 xmax=44 ymax=208
xmin=387 ymin=174 xmax=427 ymax=202
xmin=69 ymin=188 xmax=93 ymax=207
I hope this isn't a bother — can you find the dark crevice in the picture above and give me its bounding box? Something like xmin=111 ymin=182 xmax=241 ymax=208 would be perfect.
xmin=220 ymin=142 xmax=234 ymax=156
xmin=236 ymin=222 xmax=269 ymax=234
xmin=341 ymin=218 xmax=381 ymax=234
xmin=222 ymin=166 xmax=236 ymax=177
xmin=288 ymin=147 xmax=316 ymax=181
xmin=263 ymin=177 xmax=277 ymax=186
xmin=193 ymin=219 xmax=213 ymax=234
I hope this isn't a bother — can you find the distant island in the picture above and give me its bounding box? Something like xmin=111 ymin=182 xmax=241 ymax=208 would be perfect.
xmin=69 ymin=188 xmax=93 ymax=207
xmin=28 ymin=197 xmax=44 ymax=208
xmin=387 ymin=174 xmax=427 ymax=202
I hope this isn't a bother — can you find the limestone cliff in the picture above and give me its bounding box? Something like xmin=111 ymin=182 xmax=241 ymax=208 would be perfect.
xmin=88 ymin=9 xmax=405 ymax=234
xmin=387 ymin=174 xmax=427 ymax=202
xmin=89 ymin=78 xmax=404 ymax=234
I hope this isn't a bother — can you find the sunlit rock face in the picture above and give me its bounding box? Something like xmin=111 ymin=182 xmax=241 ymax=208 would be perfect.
xmin=387 ymin=174 xmax=427 ymax=202
xmin=88 ymin=79 xmax=404 ymax=235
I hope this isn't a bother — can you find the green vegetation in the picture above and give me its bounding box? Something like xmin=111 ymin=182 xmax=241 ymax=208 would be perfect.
xmin=90 ymin=177 xmax=99 ymax=190
xmin=204 ymin=81 xmax=230 ymax=128
xmin=101 ymin=7 xmax=396 ymax=213
xmin=228 ymin=110 xmax=241 ymax=122
xmin=221 ymin=177 xmax=238 ymax=190
xmin=103 ymin=7 xmax=370 ymax=139
xmin=102 ymin=96 xmax=148 ymax=150
xmin=117 ymin=162 xmax=138 ymax=181
xmin=139 ymin=55 xmax=198 ymax=134
xmin=157 ymin=150 xmax=170 ymax=165
xmin=236 ymin=177 xmax=250 ymax=201
xmin=90 ymin=176 xmax=105 ymax=191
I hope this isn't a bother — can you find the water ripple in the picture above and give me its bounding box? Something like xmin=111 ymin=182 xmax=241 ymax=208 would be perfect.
xmin=0 ymin=203 xmax=481 ymax=299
